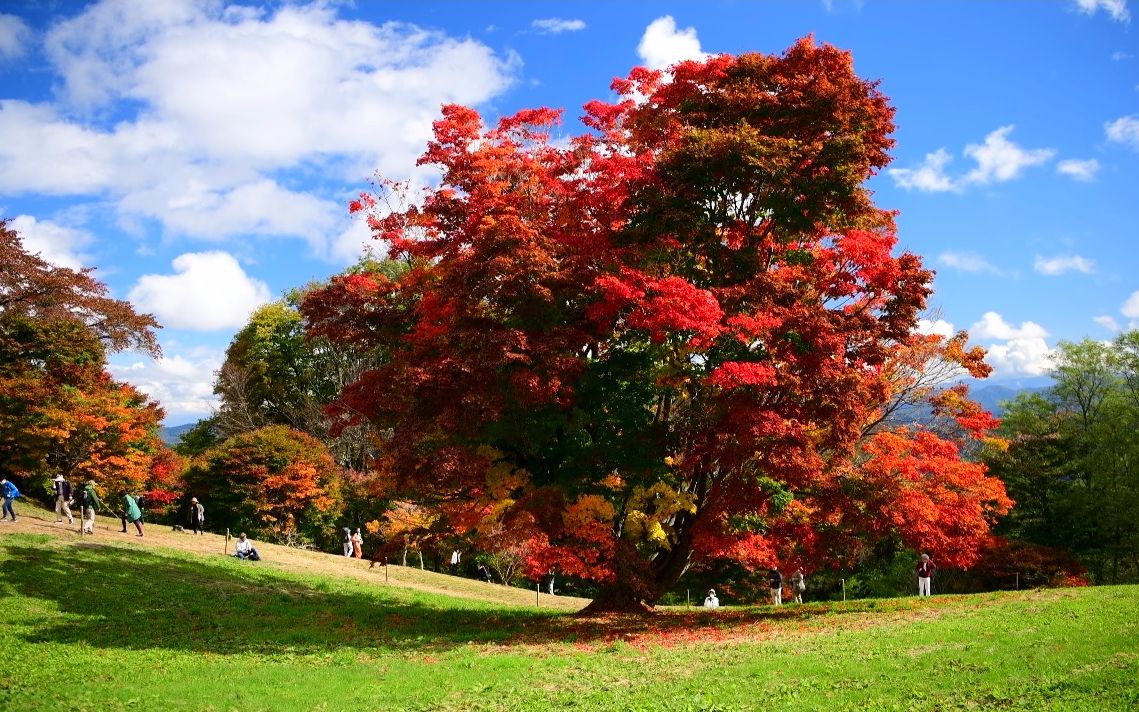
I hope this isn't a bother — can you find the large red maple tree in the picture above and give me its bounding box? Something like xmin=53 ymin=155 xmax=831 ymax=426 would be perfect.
xmin=304 ymin=39 xmax=1011 ymax=611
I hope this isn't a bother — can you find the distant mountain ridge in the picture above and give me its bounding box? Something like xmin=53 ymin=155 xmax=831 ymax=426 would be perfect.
xmin=967 ymin=379 xmax=1052 ymax=417
xmin=159 ymin=422 xmax=195 ymax=445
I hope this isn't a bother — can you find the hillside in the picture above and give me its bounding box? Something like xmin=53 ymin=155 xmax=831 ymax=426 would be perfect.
xmin=1 ymin=502 xmax=587 ymax=612
xmin=3 ymin=503 xmax=1136 ymax=711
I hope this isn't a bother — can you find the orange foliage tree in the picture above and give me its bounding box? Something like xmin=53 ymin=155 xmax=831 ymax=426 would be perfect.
xmin=1 ymin=220 xmax=174 ymax=501
xmin=182 ymin=425 xmax=344 ymax=546
xmin=303 ymin=40 xmax=1011 ymax=611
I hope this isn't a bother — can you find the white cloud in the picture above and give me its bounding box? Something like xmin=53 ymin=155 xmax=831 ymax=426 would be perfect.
xmin=970 ymin=312 xmax=1053 ymax=377
xmin=1123 ymin=290 xmax=1139 ymax=323
xmin=118 ymin=178 xmax=342 ymax=250
xmin=963 ymin=126 xmax=1055 ymax=185
xmin=1094 ymin=315 xmax=1120 ymax=332
xmin=532 ymin=18 xmax=586 ymax=34
xmin=7 ymin=214 xmax=93 ymax=269
xmin=887 ymin=148 xmax=958 ymax=192
xmin=1033 ymin=254 xmax=1095 ymax=276
xmin=1074 ymin=0 xmax=1131 ymax=23
xmin=892 ymin=127 xmax=1054 ymax=192
xmin=637 ymin=16 xmax=710 ymax=71
xmin=1105 ymin=115 xmax=1139 ymax=150
xmin=0 ymin=13 xmax=31 ymax=60
xmin=109 ymin=347 xmax=223 ymax=424
xmin=1056 ymin=158 xmax=1100 ymax=181
xmin=1 ymin=1 xmax=517 ymax=253
xmin=1114 ymin=51 xmax=1135 ymax=60
xmin=128 ymin=251 xmax=272 ymax=331
xmin=971 ymin=312 xmax=1048 ymax=341
xmin=937 ymin=251 xmax=1001 ymax=274
xmin=330 ymin=215 xmax=382 ymax=264
xmin=917 ymin=318 xmax=955 ymax=338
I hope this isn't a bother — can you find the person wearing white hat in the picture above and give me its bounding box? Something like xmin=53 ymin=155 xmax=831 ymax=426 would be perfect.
xmin=52 ymin=474 xmax=74 ymax=524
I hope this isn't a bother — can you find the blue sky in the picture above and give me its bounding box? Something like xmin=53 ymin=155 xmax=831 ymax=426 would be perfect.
xmin=1 ymin=0 xmax=1136 ymax=424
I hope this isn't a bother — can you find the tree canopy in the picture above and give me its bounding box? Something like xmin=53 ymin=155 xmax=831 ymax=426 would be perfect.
xmin=1 ymin=220 xmax=170 ymax=496
xmin=302 ymin=40 xmax=1011 ymax=611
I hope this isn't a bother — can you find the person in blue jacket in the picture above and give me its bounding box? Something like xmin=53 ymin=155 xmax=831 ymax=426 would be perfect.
xmin=0 ymin=477 xmax=20 ymax=521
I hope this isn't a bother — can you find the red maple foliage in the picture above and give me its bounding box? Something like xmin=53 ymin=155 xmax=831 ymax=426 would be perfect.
xmin=303 ymin=39 xmax=1011 ymax=612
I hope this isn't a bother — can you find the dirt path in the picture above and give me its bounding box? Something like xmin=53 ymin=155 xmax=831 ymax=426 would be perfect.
xmin=2 ymin=503 xmax=589 ymax=612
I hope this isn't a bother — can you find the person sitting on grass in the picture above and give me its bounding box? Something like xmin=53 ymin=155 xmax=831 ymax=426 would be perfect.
xmin=233 ymin=533 xmax=261 ymax=561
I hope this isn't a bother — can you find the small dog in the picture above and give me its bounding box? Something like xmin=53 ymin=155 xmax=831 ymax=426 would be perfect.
xmin=173 ymin=525 xmax=185 ymax=532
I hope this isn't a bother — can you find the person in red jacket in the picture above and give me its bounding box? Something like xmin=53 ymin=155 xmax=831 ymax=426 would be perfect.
xmin=916 ymin=554 xmax=936 ymax=596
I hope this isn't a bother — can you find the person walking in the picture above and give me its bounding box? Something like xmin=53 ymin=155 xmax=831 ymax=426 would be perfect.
xmin=52 ymin=474 xmax=74 ymax=524
xmin=79 ymin=480 xmax=102 ymax=534
xmin=188 ymin=497 xmax=205 ymax=535
xmin=351 ymin=528 xmax=363 ymax=558
xmin=704 ymin=588 xmax=720 ymax=610
xmin=916 ymin=554 xmax=936 ymax=596
xmin=123 ymin=493 xmax=144 ymax=536
xmin=790 ymin=567 xmax=806 ymax=604
xmin=342 ymin=527 xmax=354 ymax=557
xmin=449 ymin=549 xmax=461 ymax=575
xmin=0 ymin=478 xmax=19 ymax=522
xmin=769 ymin=567 xmax=784 ymax=606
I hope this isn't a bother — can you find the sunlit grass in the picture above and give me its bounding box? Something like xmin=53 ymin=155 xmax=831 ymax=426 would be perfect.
xmin=2 ymin=532 xmax=1137 ymax=711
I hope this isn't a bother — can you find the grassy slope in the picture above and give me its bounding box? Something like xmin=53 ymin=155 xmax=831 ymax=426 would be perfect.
xmin=2 ymin=509 xmax=1137 ymax=711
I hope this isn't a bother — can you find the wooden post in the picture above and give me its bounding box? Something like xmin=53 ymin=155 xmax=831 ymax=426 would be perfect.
xmin=841 ymin=578 xmax=846 ymax=602
xmin=536 ymin=583 xmax=540 ymax=607
xmin=686 ymin=589 xmax=690 ymax=608
xmin=1015 ymin=572 xmax=1019 ymax=590
xmin=225 ymin=528 xmax=230 ymax=556
xmin=385 ymin=559 xmax=389 ymax=584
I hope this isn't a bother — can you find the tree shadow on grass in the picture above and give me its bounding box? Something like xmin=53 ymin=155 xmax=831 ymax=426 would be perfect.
xmin=2 ymin=539 xmax=952 ymax=655
xmin=2 ymin=540 xmax=556 ymax=655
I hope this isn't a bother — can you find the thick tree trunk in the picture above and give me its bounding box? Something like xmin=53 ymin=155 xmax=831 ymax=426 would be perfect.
xmin=578 ymin=531 xmax=696 ymax=615
xmin=580 ymin=582 xmax=656 ymax=614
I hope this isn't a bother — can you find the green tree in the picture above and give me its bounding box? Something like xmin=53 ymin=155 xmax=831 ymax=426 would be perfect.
xmin=988 ymin=334 xmax=1139 ymax=583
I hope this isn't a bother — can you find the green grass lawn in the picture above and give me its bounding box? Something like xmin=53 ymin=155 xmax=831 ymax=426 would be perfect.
xmin=2 ymin=531 xmax=1136 ymax=711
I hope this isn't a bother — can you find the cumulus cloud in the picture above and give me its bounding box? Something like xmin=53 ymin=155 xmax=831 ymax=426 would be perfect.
xmin=937 ymin=251 xmax=1002 ymax=274
xmin=637 ymin=16 xmax=709 ymax=71
xmin=970 ymin=311 xmax=1053 ymax=377
xmin=1056 ymin=158 xmax=1100 ymax=181
xmin=891 ymin=127 xmax=1054 ymax=192
xmin=971 ymin=312 xmax=1048 ymax=341
xmin=532 ymin=18 xmax=586 ymax=34
xmin=1 ymin=1 xmax=517 ymax=256
xmin=128 ymin=251 xmax=272 ymax=331
xmin=117 ymin=178 xmax=342 ymax=252
xmin=7 ymin=214 xmax=93 ymax=269
xmin=108 ymin=348 xmax=223 ymax=424
xmin=1074 ymin=0 xmax=1131 ymax=23
xmin=916 ymin=317 xmax=955 ymax=338
xmin=1033 ymin=254 xmax=1095 ymax=275
xmin=0 ymin=13 xmax=31 ymax=60
xmin=1105 ymin=115 xmax=1139 ymax=150
xmin=887 ymin=148 xmax=958 ymax=192
xmin=963 ymin=126 xmax=1055 ymax=185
